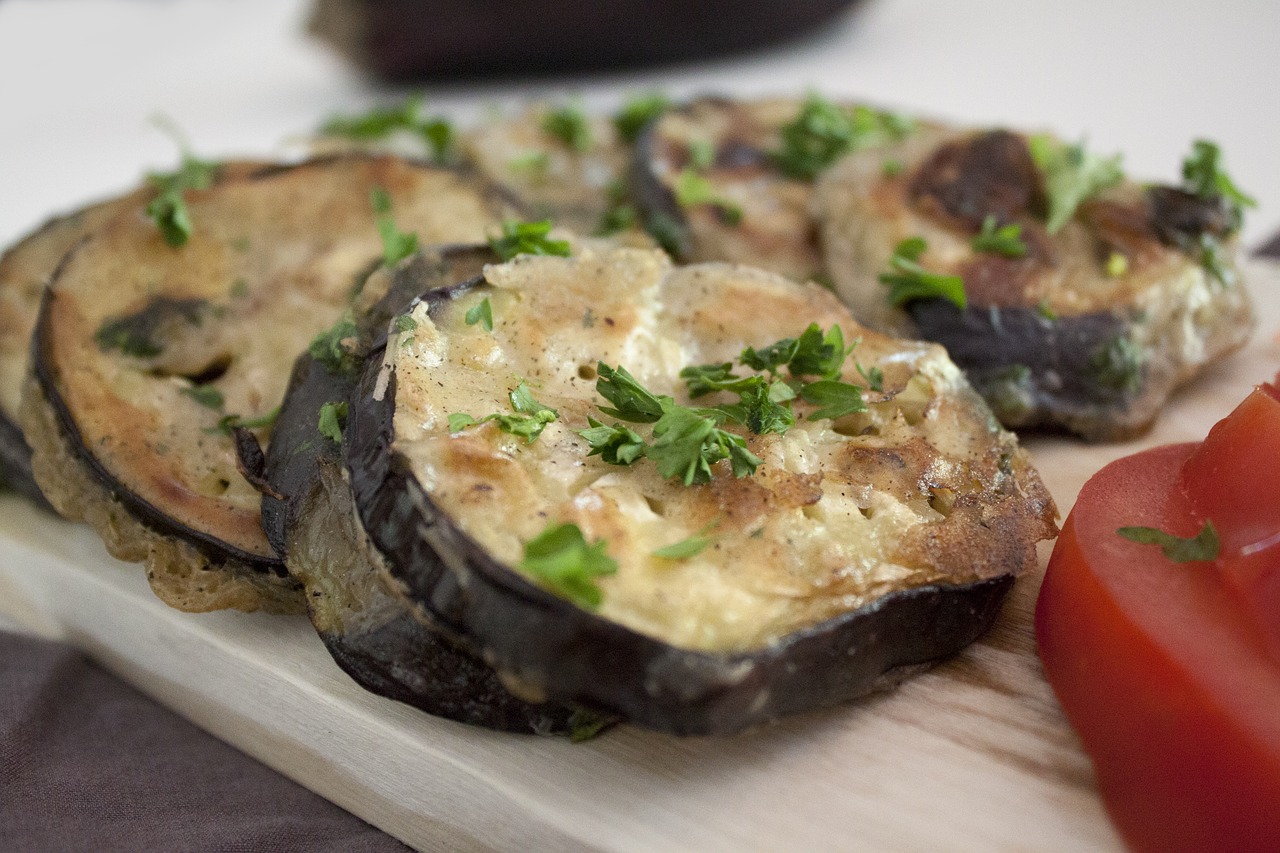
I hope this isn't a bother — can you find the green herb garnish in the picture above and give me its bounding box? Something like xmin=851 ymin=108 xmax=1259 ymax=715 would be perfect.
xmin=321 ymin=95 xmax=454 ymax=161
xmin=448 ymin=381 xmax=558 ymax=443
xmin=1087 ymin=335 xmax=1143 ymax=394
xmin=577 ymin=418 xmax=647 ymax=465
xmin=1104 ymin=252 xmax=1129 ymax=278
xmin=567 ymin=709 xmax=612 ymax=743
xmin=94 ymin=320 xmax=162 ymax=358
xmin=799 ymin=380 xmax=868 ymax=420
xmin=318 ymin=401 xmax=349 ymax=444
xmin=878 ymin=237 xmax=967 ymax=309
xmin=672 ymin=169 xmax=742 ymax=225
xmin=1117 ymin=521 xmax=1219 ymax=563
xmin=308 ymin=313 xmax=360 ymax=376
xmin=856 ymin=362 xmax=884 ymax=392
xmin=205 ymin=407 xmax=280 ymax=436
xmin=1028 ymin=135 xmax=1123 ymax=234
xmin=465 ymin=297 xmax=494 ymax=331
xmin=519 ymin=522 xmax=618 ymax=608
xmin=393 ymin=315 xmax=418 ymax=334
xmin=773 ymin=95 xmax=914 ymax=180
xmin=370 ymin=186 xmax=419 ymax=267
xmin=1197 ymin=233 xmax=1235 ymax=287
xmin=146 ymin=154 xmax=218 ymax=248
xmin=688 ymin=139 xmax=716 ymax=171
xmin=507 ymin=150 xmax=550 ymax=179
xmin=652 ymin=522 xmax=718 ymax=560
xmin=970 ymin=216 xmax=1027 ymax=258
xmin=1181 ymin=139 xmax=1254 ymax=231
xmin=489 ymin=219 xmax=571 ymax=262
xmin=183 ymin=385 xmax=224 ymax=410
xmin=542 ymin=103 xmax=592 ymax=152
xmin=613 ymin=92 xmax=669 ymax=143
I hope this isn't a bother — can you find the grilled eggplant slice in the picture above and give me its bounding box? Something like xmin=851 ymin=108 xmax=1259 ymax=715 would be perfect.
xmin=630 ymin=96 xmax=923 ymax=282
xmin=0 ymin=162 xmax=266 ymax=504
xmin=262 ymin=244 xmax=584 ymax=733
xmin=347 ymin=246 xmax=1056 ymax=734
xmin=23 ymin=155 xmax=513 ymax=613
xmin=817 ymin=128 xmax=1255 ymax=440
xmin=461 ymin=105 xmax=638 ymax=238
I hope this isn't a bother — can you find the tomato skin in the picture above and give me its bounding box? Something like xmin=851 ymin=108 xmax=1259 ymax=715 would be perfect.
xmin=1037 ymin=444 xmax=1280 ymax=853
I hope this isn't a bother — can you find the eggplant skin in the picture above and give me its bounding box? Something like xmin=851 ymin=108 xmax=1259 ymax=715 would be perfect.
xmin=349 ymin=365 xmax=1016 ymax=735
xmin=264 ymin=247 xmax=586 ymax=733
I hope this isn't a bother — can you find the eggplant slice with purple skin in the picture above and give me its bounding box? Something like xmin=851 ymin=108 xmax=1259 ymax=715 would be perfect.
xmin=0 ymin=161 xmax=267 ymax=506
xmin=630 ymin=96 xmax=923 ymax=283
xmin=817 ymin=128 xmax=1255 ymax=441
xmin=347 ymin=245 xmax=1056 ymax=735
xmin=23 ymin=155 xmax=514 ymax=614
xmin=257 ymin=244 xmax=586 ymax=733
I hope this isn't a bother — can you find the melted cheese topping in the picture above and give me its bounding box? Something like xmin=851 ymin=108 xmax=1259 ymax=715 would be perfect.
xmin=386 ymin=246 xmax=1053 ymax=652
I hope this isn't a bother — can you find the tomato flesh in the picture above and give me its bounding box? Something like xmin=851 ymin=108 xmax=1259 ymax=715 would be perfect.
xmin=1181 ymin=383 xmax=1280 ymax=658
xmin=1037 ymin=442 xmax=1280 ymax=853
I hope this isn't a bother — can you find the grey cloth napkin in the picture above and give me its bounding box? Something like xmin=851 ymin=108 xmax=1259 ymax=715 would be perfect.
xmin=0 ymin=630 xmax=411 ymax=853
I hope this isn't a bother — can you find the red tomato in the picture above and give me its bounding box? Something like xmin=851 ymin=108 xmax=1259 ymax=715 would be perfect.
xmin=1037 ymin=433 xmax=1280 ymax=852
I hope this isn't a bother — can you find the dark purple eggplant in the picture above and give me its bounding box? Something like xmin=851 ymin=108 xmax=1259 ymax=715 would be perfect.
xmin=259 ymin=245 xmax=596 ymax=734
xmin=818 ymin=128 xmax=1255 ymax=441
xmin=23 ymin=155 xmax=514 ymax=614
xmin=346 ymin=246 xmax=1056 ymax=734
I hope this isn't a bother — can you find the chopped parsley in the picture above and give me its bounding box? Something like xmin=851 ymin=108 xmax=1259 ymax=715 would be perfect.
xmin=567 ymin=708 xmax=611 ymax=743
xmin=519 ymin=522 xmax=618 ymax=608
xmin=94 ymin=320 xmax=162 ymax=358
xmin=1197 ymin=233 xmax=1235 ymax=287
xmin=205 ymin=407 xmax=279 ymax=436
xmin=613 ymin=92 xmax=670 ymax=143
xmin=465 ymin=297 xmax=494 ymax=331
xmin=182 ymin=385 xmax=224 ymax=410
xmin=652 ymin=523 xmax=717 ymax=560
xmin=488 ymin=219 xmax=571 ymax=262
xmin=392 ymin=315 xmax=418 ymax=334
xmin=320 ymin=95 xmax=454 ymax=161
xmin=1117 ymin=521 xmax=1219 ymax=563
xmin=1181 ymin=139 xmax=1254 ymax=231
xmin=308 ymin=313 xmax=360 ymax=376
xmin=1087 ymin=335 xmax=1144 ymax=394
xmin=799 ymin=380 xmax=868 ymax=420
xmin=672 ymin=169 xmax=742 ymax=225
xmin=370 ymin=186 xmax=418 ymax=267
xmin=1028 ymin=135 xmax=1123 ymax=234
xmin=542 ymin=103 xmax=592 ymax=152
xmin=970 ymin=216 xmax=1028 ymax=258
xmin=687 ymin=138 xmax=716 ymax=171
xmin=774 ymin=94 xmax=914 ymax=180
xmin=317 ymin=401 xmax=349 ymax=444
xmin=146 ymin=153 xmax=218 ymax=248
xmin=577 ymin=418 xmax=647 ymax=465
xmin=857 ymin=362 xmax=884 ymax=392
xmin=448 ymin=382 xmax=558 ymax=442
xmin=1105 ymin=251 xmax=1129 ymax=278
xmin=879 ymin=237 xmax=967 ymax=309
xmin=507 ymin=150 xmax=550 ymax=179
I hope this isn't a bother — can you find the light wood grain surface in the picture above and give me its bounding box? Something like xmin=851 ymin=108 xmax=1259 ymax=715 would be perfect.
xmin=3 ymin=263 xmax=1275 ymax=851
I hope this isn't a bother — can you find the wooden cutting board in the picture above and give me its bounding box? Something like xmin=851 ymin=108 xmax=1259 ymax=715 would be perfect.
xmin=3 ymin=263 xmax=1276 ymax=852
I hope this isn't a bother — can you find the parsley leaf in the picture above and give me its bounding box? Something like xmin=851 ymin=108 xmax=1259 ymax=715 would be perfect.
xmin=800 ymin=380 xmax=868 ymax=420
xmin=595 ymin=180 xmax=637 ymax=236
xmin=465 ymin=297 xmax=494 ymax=331
xmin=321 ymin=95 xmax=454 ymax=161
xmin=448 ymin=382 xmax=558 ymax=443
xmin=672 ymin=169 xmax=742 ymax=225
xmin=595 ymin=363 xmax=667 ymax=423
xmin=613 ymin=92 xmax=670 ymax=143
xmin=183 ymin=385 xmax=224 ymax=410
xmin=1197 ymin=233 xmax=1236 ymax=287
xmin=318 ymin=400 xmax=349 ymax=444
xmin=146 ymin=154 xmax=218 ymax=248
xmin=205 ymin=407 xmax=280 ymax=436
xmin=787 ymin=323 xmax=851 ymax=380
xmin=647 ymin=405 xmax=760 ymax=485
xmin=393 ymin=315 xmax=418 ymax=334
xmin=1087 ymin=335 xmax=1144 ymax=394
xmin=1117 ymin=521 xmax=1219 ymax=563
xmin=652 ymin=522 xmax=718 ymax=560
xmin=857 ymin=362 xmax=884 ymax=392
xmin=507 ymin=150 xmax=550 ymax=179
xmin=879 ymin=237 xmax=967 ymax=309
xmin=970 ymin=216 xmax=1028 ymax=257
xmin=679 ymin=362 xmax=757 ymax=398
xmin=370 ymin=186 xmax=419 ymax=267
xmin=1181 ymin=139 xmax=1254 ymax=230
xmin=489 ymin=219 xmax=571 ymax=262
xmin=567 ymin=709 xmax=612 ymax=743
xmin=308 ymin=313 xmax=360 ymax=376
xmin=519 ymin=522 xmax=618 ymax=608
xmin=716 ymin=379 xmax=796 ymax=436
xmin=542 ymin=103 xmax=592 ymax=152
xmin=577 ymin=418 xmax=646 ymax=466
xmin=1028 ymin=135 xmax=1124 ymax=234
xmin=773 ymin=94 xmax=914 ymax=180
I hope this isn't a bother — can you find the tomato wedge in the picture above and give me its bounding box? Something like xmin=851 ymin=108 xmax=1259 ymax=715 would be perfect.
xmin=1037 ymin=386 xmax=1280 ymax=853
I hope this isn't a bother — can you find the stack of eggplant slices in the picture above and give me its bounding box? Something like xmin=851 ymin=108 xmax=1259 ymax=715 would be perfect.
xmin=1 ymin=93 xmax=1252 ymax=737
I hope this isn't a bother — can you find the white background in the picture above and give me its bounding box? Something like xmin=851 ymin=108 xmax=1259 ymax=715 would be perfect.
xmin=2 ymin=0 xmax=1279 ymax=248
